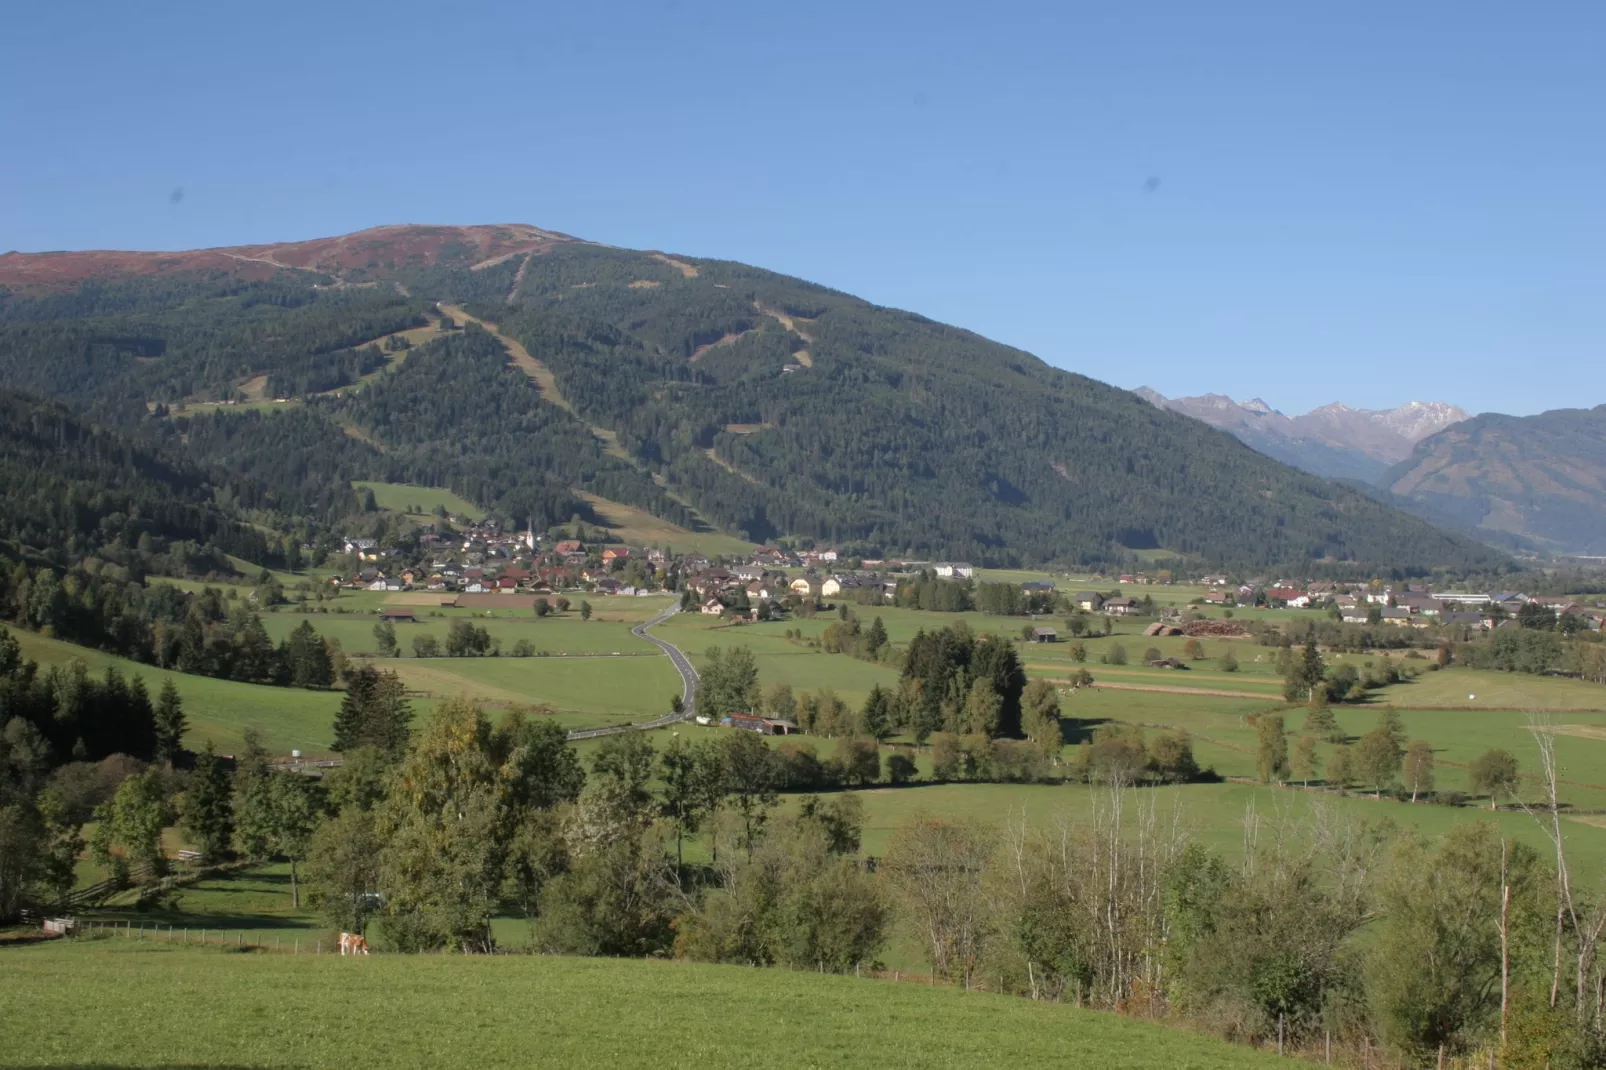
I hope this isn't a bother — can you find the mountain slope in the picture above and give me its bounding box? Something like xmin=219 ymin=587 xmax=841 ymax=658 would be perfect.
xmin=1135 ymin=389 xmax=1467 ymax=484
xmin=1384 ymin=406 xmax=1606 ymax=556
xmin=0 ymin=387 xmax=284 ymax=575
xmin=0 ymin=226 xmax=1507 ymax=573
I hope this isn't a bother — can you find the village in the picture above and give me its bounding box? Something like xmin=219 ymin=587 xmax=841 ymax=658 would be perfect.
xmin=324 ymin=518 xmax=1606 ymax=636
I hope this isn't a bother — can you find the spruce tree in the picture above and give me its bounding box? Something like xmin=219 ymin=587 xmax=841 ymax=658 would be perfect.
xmin=332 ymin=666 xmax=413 ymax=757
xmin=153 ymin=680 xmax=186 ymax=765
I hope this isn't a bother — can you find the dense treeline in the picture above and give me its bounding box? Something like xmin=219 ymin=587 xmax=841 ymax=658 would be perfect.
xmin=1247 ymin=612 xmax=1606 ymax=685
xmin=1 ymin=557 xmax=339 ymax=691
xmin=0 ymin=389 xmax=285 ymax=575
xmin=0 ymin=629 xmax=158 ymax=762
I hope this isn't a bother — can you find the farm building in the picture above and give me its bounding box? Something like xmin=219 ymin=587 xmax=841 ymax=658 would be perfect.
xmin=1029 ymin=627 xmax=1058 ymax=643
xmin=378 ymin=608 xmax=417 ymax=623
xmin=728 ymin=713 xmax=797 ymax=735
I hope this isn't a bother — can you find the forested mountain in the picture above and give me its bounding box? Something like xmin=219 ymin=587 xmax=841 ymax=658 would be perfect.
xmin=0 ymin=389 xmax=284 ymax=578
xmin=0 ymin=225 xmax=1509 ymax=574
xmin=1383 ymin=406 xmax=1606 ymax=556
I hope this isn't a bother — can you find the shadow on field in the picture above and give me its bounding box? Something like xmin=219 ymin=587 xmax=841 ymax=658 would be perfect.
xmin=1058 ymin=716 xmax=1110 ymax=744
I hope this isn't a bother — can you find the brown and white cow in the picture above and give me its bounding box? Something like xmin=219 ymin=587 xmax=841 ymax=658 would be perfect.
xmin=338 ymin=931 xmax=370 ymax=956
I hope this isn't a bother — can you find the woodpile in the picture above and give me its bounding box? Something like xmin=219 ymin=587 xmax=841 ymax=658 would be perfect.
xmin=1181 ymin=619 xmax=1252 ymax=638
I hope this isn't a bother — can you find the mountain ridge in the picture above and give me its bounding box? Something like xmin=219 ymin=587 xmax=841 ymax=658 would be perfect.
xmin=1135 ymin=388 xmax=1469 ymax=484
xmin=1383 ymin=405 xmax=1606 ymax=557
xmin=0 ymin=224 xmax=578 ymax=293
xmin=0 ymin=224 xmax=1509 ymax=574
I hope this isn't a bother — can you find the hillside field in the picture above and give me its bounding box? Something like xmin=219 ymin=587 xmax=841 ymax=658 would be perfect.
xmin=351 ymin=480 xmax=485 ymax=519
xmin=0 ymin=941 xmax=1280 ymax=1070
xmin=2 ymin=625 xmax=339 ymax=756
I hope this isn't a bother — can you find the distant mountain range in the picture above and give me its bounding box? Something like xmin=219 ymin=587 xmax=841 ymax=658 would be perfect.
xmin=1136 ymin=388 xmax=1606 ymax=558
xmin=1382 ymin=406 xmax=1606 ymax=557
xmin=1133 ymin=389 xmax=1469 ymax=484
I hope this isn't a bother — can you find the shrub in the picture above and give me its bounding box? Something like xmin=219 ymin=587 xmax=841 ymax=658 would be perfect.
xmin=884 ymin=751 xmax=918 ymax=784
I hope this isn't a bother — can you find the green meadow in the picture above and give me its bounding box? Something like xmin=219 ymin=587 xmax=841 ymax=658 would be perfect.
xmin=382 ymin=654 xmax=682 ymax=729
xmin=0 ymin=941 xmax=1279 ymax=1070
xmin=3 ymin=624 xmax=339 ymax=756
xmin=260 ymin=609 xmax=658 ymax=657
xmin=351 ymin=480 xmax=486 ymax=519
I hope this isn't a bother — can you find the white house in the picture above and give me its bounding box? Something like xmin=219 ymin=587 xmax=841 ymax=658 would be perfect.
xmin=934 ymin=562 xmax=975 ymax=579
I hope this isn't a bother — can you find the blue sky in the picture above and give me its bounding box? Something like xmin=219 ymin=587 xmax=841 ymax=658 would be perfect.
xmin=2 ymin=0 xmax=1600 ymax=416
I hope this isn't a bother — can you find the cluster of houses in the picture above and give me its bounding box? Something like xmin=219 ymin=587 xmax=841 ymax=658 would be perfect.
xmin=336 ymin=522 xmax=665 ymax=598
xmin=1196 ymin=579 xmax=1604 ymax=632
xmin=329 ymin=521 xmax=1605 ymax=635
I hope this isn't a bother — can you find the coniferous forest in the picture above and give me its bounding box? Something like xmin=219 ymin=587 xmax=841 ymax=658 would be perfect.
xmin=0 ymin=229 xmax=1509 ymax=574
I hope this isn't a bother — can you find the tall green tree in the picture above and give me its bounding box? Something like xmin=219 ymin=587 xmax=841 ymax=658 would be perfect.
xmin=153 ymin=680 xmax=186 ymax=765
xmin=659 ymin=734 xmax=721 ymax=871
xmin=180 ymin=742 xmax=234 ymax=863
xmin=89 ymin=769 xmax=167 ymax=883
xmin=1291 ymin=735 xmax=1320 ymax=787
xmin=860 ymin=685 xmax=893 ymax=740
xmin=332 ymin=666 xmax=413 ymax=757
xmin=378 ymin=698 xmax=512 ymax=953
xmin=722 ymin=731 xmax=779 ymax=858
xmin=304 ymin=807 xmax=383 ymax=935
xmin=372 ymin=620 xmax=398 ymax=658
xmin=1021 ymin=678 xmax=1062 ymax=760
xmin=283 ymin=621 xmax=333 ymax=688
xmin=1355 ymin=728 xmax=1402 ymax=798
xmin=699 ymin=646 xmax=762 ymax=721
xmin=1370 ymin=825 xmax=1541 ymax=1058
xmin=1402 ymin=740 xmax=1435 ymax=803
xmin=1256 ymin=714 xmax=1289 ymax=783
xmin=1469 ymin=749 xmax=1520 ymax=811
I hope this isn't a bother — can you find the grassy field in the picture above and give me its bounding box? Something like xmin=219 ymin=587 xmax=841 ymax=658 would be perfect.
xmin=0 ymin=941 xmax=1279 ymax=1069
xmin=260 ymin=610 xmax=657 ymax=657
xmin=352 ymin=480 xmax=485 ymax=519
xmin=575 ymin=490 xmax=754 ymax=557
xmin=660 ymin=614 xmax=901 ymax=709
xmin=3 ymin=625 xmax=339 ymax=756
xmin=382 ymin=655 xmax=683 ymax=728
xmin=840 ymin=778 xmax=1606 ymax=881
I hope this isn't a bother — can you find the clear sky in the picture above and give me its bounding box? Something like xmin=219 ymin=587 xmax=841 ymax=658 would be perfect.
xmin=2 ymin=0 xmax=1601 ymax=416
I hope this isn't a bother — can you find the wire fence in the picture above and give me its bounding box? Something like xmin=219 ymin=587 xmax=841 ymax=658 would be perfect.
xmin=75 ymin=919 xmax=337 ymax=954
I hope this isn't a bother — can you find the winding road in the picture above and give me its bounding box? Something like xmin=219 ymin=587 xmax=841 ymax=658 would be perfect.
xmin=565 ymin=606 xmax=699 ymax=741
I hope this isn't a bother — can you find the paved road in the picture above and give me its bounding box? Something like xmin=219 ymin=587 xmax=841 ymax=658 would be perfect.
xmin=566 ymin=606 xmax=699 ymax=741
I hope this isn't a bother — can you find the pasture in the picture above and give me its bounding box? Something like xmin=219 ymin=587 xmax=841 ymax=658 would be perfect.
xmin=2 ymin=625 xmax=339 ymax=756
xmin=382 ymin=655 xmax=683 ymax=729
xmin=259 ymin=610 xmax=657 ymax=657
xmin=574 ymin=490 xmax=755 ymax=557
xmin=351 ymin=480 xmax=485 ymax=519
xmin=0 ymin=941 xmax=1280 ymax=1070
